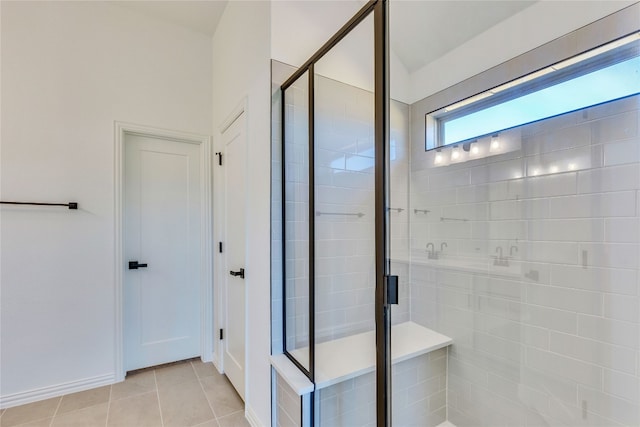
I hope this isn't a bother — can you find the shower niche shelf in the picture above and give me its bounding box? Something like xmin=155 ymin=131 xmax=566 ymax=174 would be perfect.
xmin=393 ymin=256 xmax=522 ymax=278
xmin=287 ymin=321 xmax=452 ymax=390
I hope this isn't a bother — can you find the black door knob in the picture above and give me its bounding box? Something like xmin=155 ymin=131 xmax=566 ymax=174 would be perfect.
xmin=129 ymin=261 xmax=148 ymax=270
xmin=229 ymin=268 xmax=245 ymax=279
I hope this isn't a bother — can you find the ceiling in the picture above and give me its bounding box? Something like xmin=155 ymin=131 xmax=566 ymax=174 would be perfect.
xmin=390 ymin=1 xmax=536 ymax=73
xmin=110 ymin=0 xmax=535 ymax=73
xmin=112 ymin=0 xmax=228 ymax=36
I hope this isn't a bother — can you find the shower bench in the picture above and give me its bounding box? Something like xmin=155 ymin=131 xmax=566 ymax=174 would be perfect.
xmin=271 ymin=321 xmax=452 ymax=394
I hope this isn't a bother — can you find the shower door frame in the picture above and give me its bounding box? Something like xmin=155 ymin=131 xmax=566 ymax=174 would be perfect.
xmin=279 ymin=0 xmax=392 ymax=425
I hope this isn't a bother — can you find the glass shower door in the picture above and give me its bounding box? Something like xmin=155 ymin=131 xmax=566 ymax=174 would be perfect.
xmin=311 ymin=11 xmax=381 ymax=427
xmin=279 ymin=1 xmax=393 ymax=425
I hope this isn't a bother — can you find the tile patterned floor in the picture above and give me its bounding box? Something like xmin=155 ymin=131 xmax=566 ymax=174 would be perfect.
xmin=0 ymin=359 xmax=250 ymax=427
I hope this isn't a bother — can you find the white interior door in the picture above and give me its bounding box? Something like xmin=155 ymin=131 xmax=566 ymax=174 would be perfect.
xmin=222 ymin=112 xmax=247 ymax=399
xmin=124 ymin=133 xmax=201 ymax=371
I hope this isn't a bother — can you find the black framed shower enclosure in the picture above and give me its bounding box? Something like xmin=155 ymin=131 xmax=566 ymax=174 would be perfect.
xmin=280 ymin=1 xmax=394 ymax=425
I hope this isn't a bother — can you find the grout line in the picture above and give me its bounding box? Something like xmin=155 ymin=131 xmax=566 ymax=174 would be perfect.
xmin=49 ymin=396 xmax=63 ymax=427
xmin=105 ymin=384 xmax=113 ymax=427
xmin=195 ymin=362 xmax=219 ymax=420
xmin=189 ymin=360 xmax=200 ymax=380
xmin=217 ymin=409 xmax=244 ymax=423
xmin=154 ymin=370 xmax=165 ymax=427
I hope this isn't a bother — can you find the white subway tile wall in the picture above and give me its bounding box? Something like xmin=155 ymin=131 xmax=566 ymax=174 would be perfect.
xmin=410 ymin=95 xmax=640 ymax=427
xmin=283 ymin=75 xmax=411 ymax=346
xmin=315 ymin=350 xmax=447 ymax=427
xmin=313 ymin=74 xmax=376 ymax=342
xmin=275 ymin=372 xmax=302 ymax=427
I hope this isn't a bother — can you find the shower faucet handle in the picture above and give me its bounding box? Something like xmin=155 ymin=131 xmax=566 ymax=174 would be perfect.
xmin=426 ymin=242 xmax=439 ymax=259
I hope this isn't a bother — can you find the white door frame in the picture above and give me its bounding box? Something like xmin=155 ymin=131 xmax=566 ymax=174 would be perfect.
xmin=114 ymin=121 xmax=213 ymax=381
xmin=213 ymin=98 xmax=248 ymax=377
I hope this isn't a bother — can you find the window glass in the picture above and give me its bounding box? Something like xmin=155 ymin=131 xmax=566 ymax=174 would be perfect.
xmin=426 ymin=32 xmax=640 ymax=150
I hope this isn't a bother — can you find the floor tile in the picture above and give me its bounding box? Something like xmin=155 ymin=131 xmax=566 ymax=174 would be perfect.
xmin=57 ymin=386 xmax=110 ymax=415
xmin=2 ymin=365 xmax=246 ymax=427
xmin=1 ymin=397 xmax=60 ymax=427
xmin=155 ymin=362 xmax=198 ymax=388
xmin=51 ymin=403 xmax=108 ymax=427
xmin=6 ymin=418 xmax=52 ymax=427
xmin=111 ymin=370 xmax=156 ymax=401
xmin=191 ymin=360 xmax=218 ymax=379
xmin=200 ymin=376 xmax=243 ymax=418
xmin=107 ymin=391 xmax=162 ymax=427
xmin=202 ymin=371 xmax=234 ymax=388
xmin=157 ymin=379 xmax=214 ymax=427
xmin=217 ymin=411 xmax=250 ymax=427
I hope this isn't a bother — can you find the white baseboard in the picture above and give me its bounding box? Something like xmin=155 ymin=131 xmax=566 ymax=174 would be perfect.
xmin=245 ymin=405 xmax=263 ymax=427
xmin=0 ymin=373 xmax=115 ymax=409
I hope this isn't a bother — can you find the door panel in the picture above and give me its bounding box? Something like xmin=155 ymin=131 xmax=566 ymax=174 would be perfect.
xmin=223 ymin=112 xmax=247 ymax=400
xmin=124 ymin=134 xmax=201 ymax=371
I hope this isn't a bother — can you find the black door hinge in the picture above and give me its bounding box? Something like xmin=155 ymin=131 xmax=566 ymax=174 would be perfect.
xmin=219 ymin=242 xmax=223 ymax=253
xmin=215 ymin=152 xmax=223 ymax=166
xmin=219 ymin=328 xmax=224 ymax=340
xmin=385 ymin=275 xmax=398 ymax=305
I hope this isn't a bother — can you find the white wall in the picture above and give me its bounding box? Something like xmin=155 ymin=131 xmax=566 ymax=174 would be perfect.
xmin=0 ymin=1 xmax=212 ymax=407
xmin=211 ymin=2 xmax=271 ymax=426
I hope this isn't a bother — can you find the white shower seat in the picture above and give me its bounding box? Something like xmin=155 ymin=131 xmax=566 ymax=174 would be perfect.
xmin=271 ymin=321 xmax=452 ymax=394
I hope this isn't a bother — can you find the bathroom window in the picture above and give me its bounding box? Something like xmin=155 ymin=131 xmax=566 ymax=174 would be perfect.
xmin=425 ymin=31 xmax=640 ymax=151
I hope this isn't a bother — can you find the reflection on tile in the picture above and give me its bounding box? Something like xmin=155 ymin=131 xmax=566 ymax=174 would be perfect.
xmin=51 ymin=403 xmax=108 ymax=427
xmin=1 ymin=397 xmax=60 ymax=427
xmin=158 ymin=379 xmax=214 ymax=427
xmin=200 ymin=376 xmax=244 ymax=418
xmin=155 ymin=362 xmax=198 ymax=388
xmin=217 ymin=411 xmax=250 ymax=427
xmin=57 ymin=386 xmax=110 ymax=415
xmin=111 ymin=370 xmax=156 ymax=401
xmin=107 ymin=391 xmax=161 ymax=427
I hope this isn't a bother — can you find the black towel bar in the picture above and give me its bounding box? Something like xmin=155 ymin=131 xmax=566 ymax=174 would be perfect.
xmin=0 ymin=201 xmax=78 ymax=209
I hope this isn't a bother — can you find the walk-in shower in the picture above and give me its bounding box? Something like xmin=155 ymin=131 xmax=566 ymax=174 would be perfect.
xmin=272 ymin=1 xmax=640 ymax=426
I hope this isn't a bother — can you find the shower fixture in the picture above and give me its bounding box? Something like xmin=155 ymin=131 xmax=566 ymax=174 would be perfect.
xmin=493 ymin=246 xmax=509 ymax=267
xmin=426 ymin=242 xmax=439 ymax=260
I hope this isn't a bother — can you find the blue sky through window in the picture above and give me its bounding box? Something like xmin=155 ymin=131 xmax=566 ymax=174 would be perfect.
xmin=443 ymin=56 xmax=640 ymax=145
